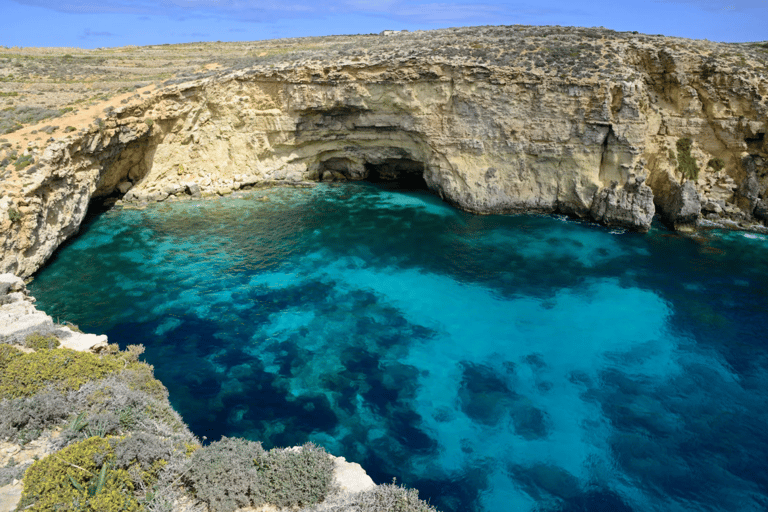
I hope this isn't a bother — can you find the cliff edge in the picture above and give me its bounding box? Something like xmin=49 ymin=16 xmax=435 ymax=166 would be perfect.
xmin=1 ymin=25 xmax=767 ymax=276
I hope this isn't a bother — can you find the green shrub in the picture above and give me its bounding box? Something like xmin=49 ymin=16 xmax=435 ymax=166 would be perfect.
xmin=259 ymin=444 xmax=335 ymax=507
xmin=7 ymin=207 xmax=22 ymax=223
xmin=185 ymin=438 xmax=335 ymax=511
xmin=0 ymin=344 xmax=22 ymax=372
xmin=144 ymin=118 xmax=154 ymax=128
xmin=348 ymin=482 xmax=438 ymax=512
xmin=19 ymin=436 xmax=141 ymax=511
xmin=676 ymin=138 xmax=699 ymax=182
xmin=0 ymin=390 xmax=70 ymax=444
xmin=0 ymin=348 xmax=126 ymax=399
xmin=185 ymin=436 xmax=265 ymax=512
xmin=707 ymin=157 xmax=725 ymax=172
xmin=24 ymin=332 xmax=61 ymax=350
xmin=13 ymin=153 xmax=33 ymax=170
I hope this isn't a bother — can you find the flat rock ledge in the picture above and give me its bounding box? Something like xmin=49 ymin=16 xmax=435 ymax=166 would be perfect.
xmin=0 ymin=273 xmax=107 ymax=352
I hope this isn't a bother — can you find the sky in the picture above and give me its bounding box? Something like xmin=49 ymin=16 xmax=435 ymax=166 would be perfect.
xmin=0 ymin=0 xmax=766 ymax=49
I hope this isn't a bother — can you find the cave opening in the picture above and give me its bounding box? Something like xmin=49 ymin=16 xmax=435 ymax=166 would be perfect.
xmin=363 ymin=158 xmax=429 ymax=191
xmin=317 ymin=155 xmax=430 ymax=192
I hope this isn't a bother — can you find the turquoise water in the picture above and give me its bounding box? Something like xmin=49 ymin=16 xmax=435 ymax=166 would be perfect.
xmin=29 ymin=183 xmax=768 ymax=512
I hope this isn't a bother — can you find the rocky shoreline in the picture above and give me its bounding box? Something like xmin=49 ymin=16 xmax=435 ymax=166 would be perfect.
xmin=0 ymin=24 xmax=767 ymax=511
xmin=1 ymin=275 xmax=407 ymax=512
xmin=2 ymin=26 xmax=768 ymax=278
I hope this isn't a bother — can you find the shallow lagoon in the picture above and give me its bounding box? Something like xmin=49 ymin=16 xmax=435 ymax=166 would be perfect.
xmin=29 ymin=183 xmax=768 ymax=512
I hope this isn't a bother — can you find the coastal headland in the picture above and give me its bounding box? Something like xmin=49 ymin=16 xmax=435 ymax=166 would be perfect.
xmin=1 ymin=25 xmax=767 ymax=278
xmin=0 ymin=24 xmax=767 ymax=511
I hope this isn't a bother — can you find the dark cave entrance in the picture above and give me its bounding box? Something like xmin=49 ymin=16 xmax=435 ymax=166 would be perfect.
xmin=364 ymin=158 xmax=429 ymax=191
xmin=318 ymin=155 xmax=431 ymax=192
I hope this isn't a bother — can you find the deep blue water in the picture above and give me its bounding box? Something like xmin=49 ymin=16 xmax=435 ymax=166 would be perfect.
xmin=28 ymin=183 xmax=768 ymax=512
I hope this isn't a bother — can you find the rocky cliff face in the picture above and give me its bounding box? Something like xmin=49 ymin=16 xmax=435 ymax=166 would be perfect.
xmin=1 ymin=25 xmax=767 ymax=278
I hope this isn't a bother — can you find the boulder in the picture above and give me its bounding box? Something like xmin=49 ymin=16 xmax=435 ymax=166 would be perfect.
xmin=590 ymin=177 xmax=655 ymax=231
xmin=332 ymin=456 xmax=376 ymax=494
xmin=755 ymin=198 xmax=768 ymax=223
xmin=0 ymin=274 xmax=55 ymax=343
xmin=736 ymin=168 xmax=760 ymax=215
xmin=185 ymin=182 xmax=202 ymax=198
xmin=0 ymin=274 xmax=24 ymax=297
xmin=648 ymin=169 xmax=701 ymax=230
xmin=57 ymin=329 xmax=109 ymax=353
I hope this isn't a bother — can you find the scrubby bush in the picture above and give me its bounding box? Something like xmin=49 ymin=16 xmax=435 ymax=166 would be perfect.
xmin=19 ymin=436 xmax=141 ymax=511
xmin=707 ymin=157 xmax=725 ymax=172
xmin=260 ymin=444 xmax=335 ymax=507
xmin=7 ymin=207 xmax=22 ymax=223
xmin=0 ymin=343 xmax=22 ymax=371
xmin=0 ymin=390 xmax=70 ymax=443
xmin=66 ymin=374 xmax=188 ymax=442
xmin=0 ymin=348 xmax=150 ymax=399
xmin=324 ymin=482 xmax=438 ymax=512
xmin=185 ymin=436 xmax=265 ymax=512
xmin=114 ymin=432 xmax=172 ymax=472
xmin=185 ymin=438 xmax=335 ymax=512
xmin=0 ymin=457 xmax=27 ymax=487
xmin=0 ymin=105 xmax=68 ymax=134
xmin=24 ymin=332 xmax=61 ymax=350
xmin=676 ymin=137 xmax=699 ymax=183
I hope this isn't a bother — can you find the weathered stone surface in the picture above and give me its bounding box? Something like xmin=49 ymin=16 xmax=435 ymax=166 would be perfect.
xmin=332 ymin=456 xmax=376 ymax=494
xmin=0 ymin=482 xmax=22 ymax=512
xmin=0 ymin=273 xmax=55 ymax=343
xmin=755 ymin=199 xmax=768 ymax=222
xmin=648 ymin=170 xmax=702 ymax=230
xmin=2 ymin=26 xmax=768 ymax=278
xmin=0 ymin=273 xmax=108 ymax=352
xmin=590 ymin=176 xmax=655 ymax=231
xmin=57 ymin=329 xmax=109 ymax=352
xmin=0 ymin=274 xmax=24 ymax=297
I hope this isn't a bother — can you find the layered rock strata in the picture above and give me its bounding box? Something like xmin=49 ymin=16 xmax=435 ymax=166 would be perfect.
xmin=1 ymin=25 xmax=767 ymax=278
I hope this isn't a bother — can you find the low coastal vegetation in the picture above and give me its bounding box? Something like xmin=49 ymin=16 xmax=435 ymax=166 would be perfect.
xmin=676 ymin=137 xmax=700 ymax=183
xmin=0 ymin=334 xmax=437 ymax=511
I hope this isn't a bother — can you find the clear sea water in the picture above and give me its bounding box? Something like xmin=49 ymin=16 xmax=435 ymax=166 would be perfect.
xmin=28 ymin=183 xmax=768 ymax=512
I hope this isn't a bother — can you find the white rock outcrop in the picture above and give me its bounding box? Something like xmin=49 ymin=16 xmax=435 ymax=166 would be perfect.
xmin=0 ymin=273 xmax=107 ymax=352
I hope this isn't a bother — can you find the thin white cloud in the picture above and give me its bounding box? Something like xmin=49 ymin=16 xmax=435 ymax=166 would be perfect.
xmin=80 ymin=28 xmax=115 ymax=38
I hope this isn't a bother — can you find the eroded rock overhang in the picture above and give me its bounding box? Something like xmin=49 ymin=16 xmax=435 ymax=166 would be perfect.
xmin=1 ymin=46 xmax=767 ymax=278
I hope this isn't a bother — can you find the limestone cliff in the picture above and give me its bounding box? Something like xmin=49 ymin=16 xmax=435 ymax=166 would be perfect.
xmin=1 ymin=25 xmax=767 ymax=278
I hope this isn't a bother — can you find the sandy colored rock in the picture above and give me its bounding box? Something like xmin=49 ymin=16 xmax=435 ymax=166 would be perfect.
xmin=332 ymin=456 xmax=376 ymax=494
xmin=0 ymin=483 xmax=22 ymax=512
xmin=1 ymin=26 xmax=768 ymax=279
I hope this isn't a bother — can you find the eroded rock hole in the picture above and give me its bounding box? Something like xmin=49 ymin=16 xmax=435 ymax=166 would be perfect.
xmin=364 ymin=158 xmax=429 ymax=191
xmin=318 ymin=156 xmax=430 ymax=192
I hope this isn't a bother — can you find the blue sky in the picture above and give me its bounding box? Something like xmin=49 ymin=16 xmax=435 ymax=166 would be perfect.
xmin=1 ymin=0 xmax=766 ymax=48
